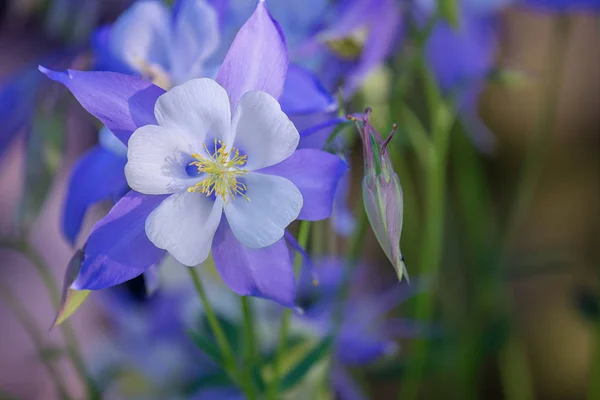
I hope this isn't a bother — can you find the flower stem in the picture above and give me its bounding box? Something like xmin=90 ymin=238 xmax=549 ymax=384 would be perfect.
xmin=499 ymin=15 xmax=570 ymax=400
xmin=186 ymin=267 xmax=257 ymax=398
xmin=270 ymin=220 xmax=311 ymax=398
xmin=398 ymin=89 xmax=454 ymax=400
xmin=0 ymin=281 xmax=72 ymax=400
xmin=240 ymin=296 xmax=260 ymax=398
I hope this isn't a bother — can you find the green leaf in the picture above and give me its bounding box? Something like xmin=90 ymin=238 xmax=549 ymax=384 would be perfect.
xmin=280 ymin=336 xmax=334 ymax=392
xmin=437 ymin=0 xmax=460 ymax=28
xmin=188 ymin=330 xmax=223 ymax=365
xmin=183 ymin=371 xmax=233 ymax=395
xmin=19 ymin=108 xmax=65 ymax=229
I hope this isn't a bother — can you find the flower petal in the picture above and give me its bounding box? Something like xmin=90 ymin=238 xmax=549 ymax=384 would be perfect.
xmin=259 ymin=149 xmax=346 ymax=221
xmin=231 ymin=90 xmax=299 ymax=170
xmin=224 ymin=172 xmax=302 ymax=249
xmin=39 ymin=68 xmax=165 ymax=144
xmin=212 ymin=221 xmax=296 ymax=306
xmin=279 ymin=64 xmax=336 ymax=116
xmin=109 ymin=0 xmax=171 ymax=73
xmin=62 ymin=145 xmax=127 ymax=244
xmin=170 ymin=0 xmax=220 ymax=83
xmin=72 ymin=191 xmax=167 ymax=290
xmin=125 ymin=124 xmax=202 ymax=195
xmin=154 ymin=78 xmax=232 ymax=145
xmin=145 ymin=192 xmax=223 ymax=266
xmin=216 ymin=0 xmax=288 ymax=109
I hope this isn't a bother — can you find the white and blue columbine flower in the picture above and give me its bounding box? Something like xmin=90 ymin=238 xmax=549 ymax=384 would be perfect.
xmin=61 ymin=0 xmax=343 ymax=244
xmin=42 ymin=0 xmax=345 ymax=306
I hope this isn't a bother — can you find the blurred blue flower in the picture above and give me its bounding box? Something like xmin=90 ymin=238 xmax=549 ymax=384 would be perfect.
xmin=416 ymin=0 xmax=512 ymax=150
xmin=522 ymin=0 xmax=600 ymax=11
xmin=295 ymin=257 xmax=425 ymax=398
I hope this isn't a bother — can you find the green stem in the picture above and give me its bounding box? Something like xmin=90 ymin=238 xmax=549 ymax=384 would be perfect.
xmin=240 ymin=296 xmax=260 ymax=399
xmin=270 ymin=221 xmax=311 ymax=398
xmin=504 ymin=15 xmax=570 ymax=246
xmin=398 ymin=101 xmax=454 ymax=400
xmin=186 ymin=267 xmax=258 ymax=398
xmin=499 ymin=15 xmax=571 ymax=400
xmin=587 ymin=320 xmax=600 ymax=400
xmin=0 ymin=281 xmax=71 ymax=400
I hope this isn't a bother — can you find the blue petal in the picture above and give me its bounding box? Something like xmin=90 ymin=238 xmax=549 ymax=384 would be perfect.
xmin=39 ymin=68 xmax=164 ymax=144
xmin=92 ymin=25 xmax=138 ymax=74
xmin=170 ymin=0 xmax=220 ymax=84
xmin=259 ymin=149 xmax=347 ymax=221
xmin=62 ymin=145 xmax=127 ymax=244
xmin=331 ymin=169 xmax=356 ymax=237
xmin=72 ymin=191 xmax=167 ymax=290
xmin=216 ymin=0 xmax=289 ymax=109
xmin=426 ymin=13 xmax=496 ymax=93
xmin=280 ymin=64 xmax=336 ymax=116
xmin=211 ymin=220 xmax=296 ymax=307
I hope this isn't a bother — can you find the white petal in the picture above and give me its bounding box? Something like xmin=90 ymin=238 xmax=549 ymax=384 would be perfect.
xmin=154 ymin=78 xmax=232 ymax=146
xmin=224 ymin=172 xmax=302 ymax=248
xmin=231 ymin=90 xmax=299 ymax=171
xmin=145 ymin=192 xmax=223 ymax=266
xmin=125 ymin=125 xmax=202 ymax=195
xmin=109 ymin=1 xmax=171 ymax=73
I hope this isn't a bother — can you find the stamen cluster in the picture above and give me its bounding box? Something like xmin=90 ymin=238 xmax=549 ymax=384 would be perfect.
xmin=188 ymin=139 xmax=249 ymax=203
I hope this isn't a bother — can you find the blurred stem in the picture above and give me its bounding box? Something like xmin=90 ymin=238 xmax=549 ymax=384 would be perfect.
xmin=187 ymin=267 xmax=256 ymax=399
xmin=0 ymin=281 xmax=71 ymax=400
xmin=499 ymin=15 xmax=571 ymax=400
xmin=240 ymin=296 xmax=259 ymax=399
xmin=587 ymin=320 xmax=600 ymax=400
xmin=270 ymin=220 xmax=311 ymax=398
xmin=0 ymin=238 xmax=100 ymax=399
xmin=399 ymin=97 xmax=454 ymax=400
xmin=504 ymin=15 xmax=570 ymax=245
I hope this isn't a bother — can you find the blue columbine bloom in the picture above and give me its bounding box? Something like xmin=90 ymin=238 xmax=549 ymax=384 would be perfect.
xmin=62 ymin=0 xmax=344 ymax=244
xmin=294 ymin=257 xmax=425 ymax=399
xmin=415 ymin=0 xmax=513 ymax=150
xmin=43 ymin=0 xmax=346 ymax=307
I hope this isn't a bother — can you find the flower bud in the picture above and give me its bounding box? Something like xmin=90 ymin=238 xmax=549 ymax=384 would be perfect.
xmin=349 ymin=108 xmax=407 ymax=281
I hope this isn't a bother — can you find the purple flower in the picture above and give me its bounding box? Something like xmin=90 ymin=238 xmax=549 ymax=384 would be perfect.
xmin=42 ymin=0 xmax=345 ymax=307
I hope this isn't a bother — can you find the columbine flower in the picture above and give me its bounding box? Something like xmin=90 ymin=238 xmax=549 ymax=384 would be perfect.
xmin=42 ymin=0 xmax=345 ymax=306
xmin=125 ymin=77 xmax=304 ymax=262
xmin=61 ymin=0 xmax=344 ymax=244
xmin=350 ymin=109 xmax=407 ymax=281
xmin=96 ymin=0 xmax=220 ymax=89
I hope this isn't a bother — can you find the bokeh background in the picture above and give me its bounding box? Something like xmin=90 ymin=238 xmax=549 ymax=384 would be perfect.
xmin=0 ymin=1 xmax=598 ymax=399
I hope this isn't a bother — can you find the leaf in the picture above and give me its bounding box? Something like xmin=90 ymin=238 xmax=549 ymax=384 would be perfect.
xmin=280 ymin=336 xmax=334 ymax=392
xmin=188 ymin=330 xmax=223 ymax=365
xmin=437 ymin=0 xmax=460 ymax=28
xmin=183 ymin=371 xmax=233 ymax=396
xmin=52 ymin=249 xmax=90 ymax=327
xmin=19 ymin=106 xmax=65 ymax=229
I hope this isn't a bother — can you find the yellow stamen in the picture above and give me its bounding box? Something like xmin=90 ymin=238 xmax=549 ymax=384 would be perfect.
xmin=187 ymin=139 xmax=249 ymax=203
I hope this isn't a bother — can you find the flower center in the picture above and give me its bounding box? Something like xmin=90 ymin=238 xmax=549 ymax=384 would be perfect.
xmin=187 ymin=139 xmax=249 ymax=203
